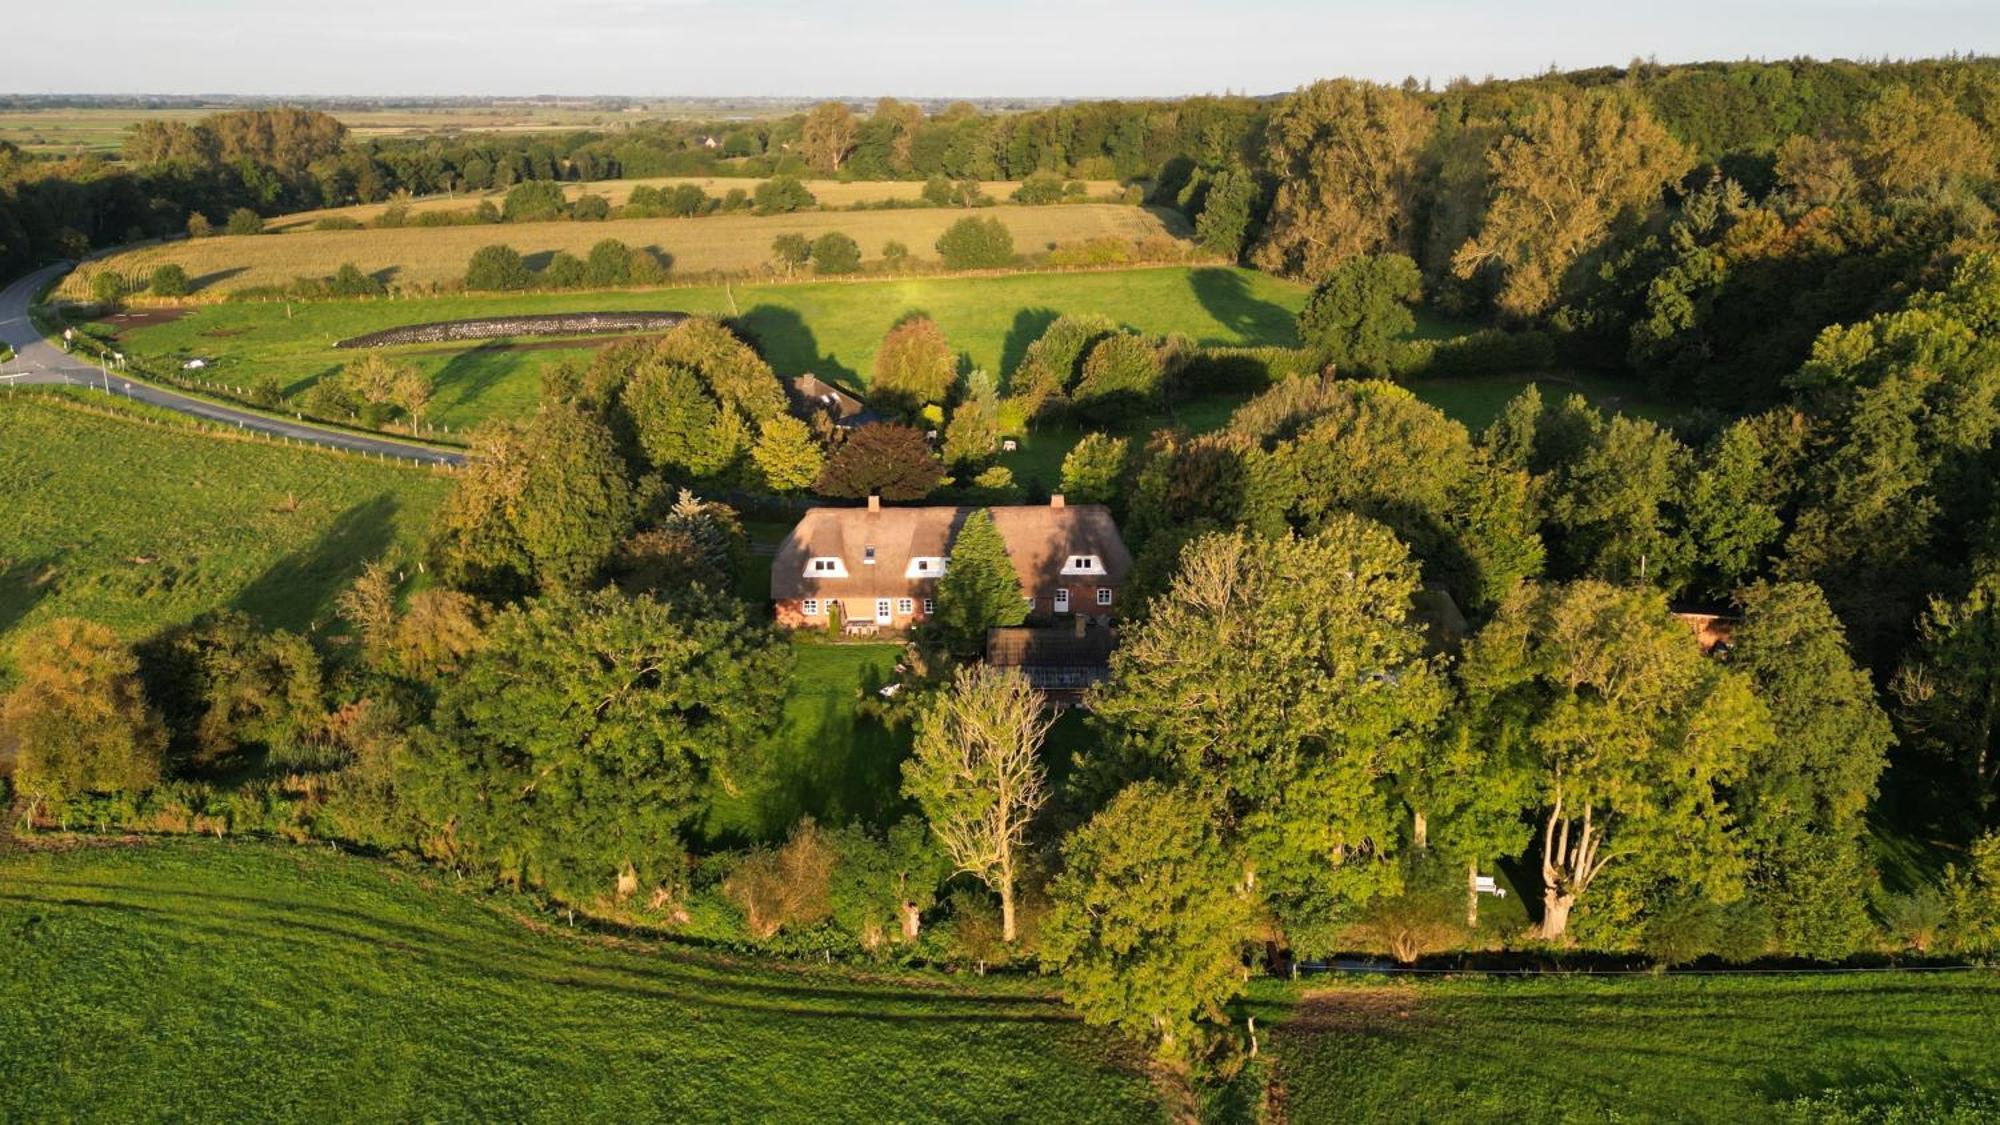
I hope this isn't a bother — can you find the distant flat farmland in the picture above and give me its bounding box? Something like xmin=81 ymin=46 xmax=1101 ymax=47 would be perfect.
xmin=64 ymin=204 xmax=1189 ymax=297
xmin=267 ymin=177 xmax=1128 ymax=231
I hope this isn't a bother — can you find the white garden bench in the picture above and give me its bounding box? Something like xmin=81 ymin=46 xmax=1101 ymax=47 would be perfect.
xmin=1474 ymin=875 xmax=1508 ymax=899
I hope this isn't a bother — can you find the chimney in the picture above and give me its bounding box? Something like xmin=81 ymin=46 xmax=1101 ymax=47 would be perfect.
xmin=1049 ymin=493 xmax=1065 ymax=509
xmin=867 ymin=493 xmax=881 ymax=513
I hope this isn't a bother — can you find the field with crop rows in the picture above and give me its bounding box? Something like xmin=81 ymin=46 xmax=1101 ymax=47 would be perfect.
xmin=63 ymin=204 xmax=1187 ymax=297
xmin=268 ymin=177 xmax=1128 ymax=231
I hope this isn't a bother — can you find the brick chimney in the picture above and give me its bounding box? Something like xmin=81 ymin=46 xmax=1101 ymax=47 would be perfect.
xmin=1049 ymin=493 xmax=1065 ymax=509
xmin=867 ymin=493 xmax=881 ymax=513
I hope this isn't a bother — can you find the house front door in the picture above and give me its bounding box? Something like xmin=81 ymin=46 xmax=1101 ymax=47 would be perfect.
xmin=1054 ymin=588 xmax=1070 ymax=614
xmin=875 ymin=598 xmax=893 ymax=625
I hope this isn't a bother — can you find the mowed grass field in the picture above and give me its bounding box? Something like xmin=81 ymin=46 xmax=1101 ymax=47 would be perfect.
xmin=62 ymin=204 xmax=1189 ymax=297
xmin=269 ymin=176 xmax=1129 ymax=231
xmin=0 ymin=392 xmax=448 ymax=650
xmin=1264 ymin=974 xmax=2000 ymax=1123
xmin=0 ymin=839 xmax=1159 ymax=1123
xmin=702 ymin=643 xmax=909 ymax=845
xmin=102 ymin=266 xmax=1309 ymax=431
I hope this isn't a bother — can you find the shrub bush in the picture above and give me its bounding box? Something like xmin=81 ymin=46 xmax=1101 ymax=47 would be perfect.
xmin=812 ymin=231 xmax=862 ymax=275
xmin=1395 ymin=329 xmax=1557 ymax=378
xmin=752 ymin=176 xmax=816 ymax=216
xmin=1011 ymin=172 xmax=1066 ymax=205
xmin=1071 ymin=333 xmax=1164 ymax=421
xmin=936 ymin=216 xmax=1014 ymax=270
xmin=501 ymin=180 xmax=570 ymax=223
xmin=224 ymin=208 xmax=264 ymax=236
xmin=464 ymin=244 xmax=531 ymax=291
xmin=149 ymin=263 xmax=191 ymax=298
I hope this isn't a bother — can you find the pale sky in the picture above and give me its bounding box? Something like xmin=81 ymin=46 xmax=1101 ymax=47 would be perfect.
xmin=9 ymin=0 xmax=1995 ymax=98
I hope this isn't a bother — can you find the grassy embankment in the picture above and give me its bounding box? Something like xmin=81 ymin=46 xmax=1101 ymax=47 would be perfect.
xmin=269 ymin=176 xmax=1129 ymax=231
xmin=0 ymin=392 xmax=448 ymax=651
xmin=0 ymin=838 xmax=1160 ymax=1122
xmin=59 ymin=204 xmax=1187 ymax=297
xmin=4 ymin=836 xmax=1992 ymax=1123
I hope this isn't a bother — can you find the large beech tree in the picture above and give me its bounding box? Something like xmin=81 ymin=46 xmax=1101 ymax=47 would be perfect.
xmin=1253 ymin=78 xmax=1432 ymax=279
xmin=1453 ymin=87 xmax=1691 ymax=319
xmin=406 ymin=588 xmax=789 ymax=904
xmin=903 ymin=664 xmax=1051 ymax=943
xmin=1089 ymin=518 xmax=1446 ymax=948
xmin=1456 ymin=581 xmax=1772 ymax=940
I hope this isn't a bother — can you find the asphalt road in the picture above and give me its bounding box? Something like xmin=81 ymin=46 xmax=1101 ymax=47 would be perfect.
xmin=0 ymin=264 xmax=465 ymax=466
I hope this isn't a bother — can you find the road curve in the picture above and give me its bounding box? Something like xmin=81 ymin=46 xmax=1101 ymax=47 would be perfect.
xmin=0 ymin=264 xmax=464 ymax=467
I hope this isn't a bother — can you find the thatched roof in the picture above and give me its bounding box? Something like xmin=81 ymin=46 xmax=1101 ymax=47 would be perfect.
xmin=771 ymin=501 xmax=1131 ymax=603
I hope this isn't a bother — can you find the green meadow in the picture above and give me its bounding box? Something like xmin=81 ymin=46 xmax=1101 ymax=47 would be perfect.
xmin=112 ymin=266 xmax=1310 ymax=431
xmin=0 ymin=392 xmax=448 ymax=651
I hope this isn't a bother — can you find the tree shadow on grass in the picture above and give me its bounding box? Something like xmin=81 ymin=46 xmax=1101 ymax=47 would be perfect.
xmin=1189 ymin=266 xmax=1297 ymax=346
xmin=731 ymin=303 xmax=859 ymax=386
xmin=229 ymin=492 xmax=399 ymax=633
xmin=189 ymin=267 xmax=248 ymax=293
xmin=999 ymin=306 xmax=1059 ymax=389
xmin=0 ymin=554 xmax=58 ymax=638
xmin=429 ymin=341 xmax=522 ymax=417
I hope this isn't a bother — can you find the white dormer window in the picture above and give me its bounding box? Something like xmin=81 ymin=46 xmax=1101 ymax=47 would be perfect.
xmin=863 ymin=546 xmax=877 ymax=565
xmin=905 ymin=556 xmax=947 ymax=579
xmin=1060 ymin=555 xmax=1105 ymax=576
xmin=806 ymin=556 xmax=848 ymax=578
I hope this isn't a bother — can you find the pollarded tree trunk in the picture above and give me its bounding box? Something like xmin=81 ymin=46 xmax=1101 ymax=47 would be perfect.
xmin=1536 ymin=793 xmax=1611 ymax=942
xmin=1466 ymin=860 xmax=1480 ymax=929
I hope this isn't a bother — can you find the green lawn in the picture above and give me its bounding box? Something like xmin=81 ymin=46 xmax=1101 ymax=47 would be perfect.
xmin=114 ymin=266 xmax=1311 ymax=431
xmin=1263 ymin=973 xmax=2000 ymax=1123
xmin=0 ymin=392 xmax=448 ymax=652
xmin=702 ymin=642 xmax=910 ymax=846
xmin=0 ymin=838 xmax=1158 ymax=1122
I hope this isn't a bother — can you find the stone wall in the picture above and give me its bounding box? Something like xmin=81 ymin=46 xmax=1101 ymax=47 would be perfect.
xmin=333 ymin=311 xmax=690 ymax=349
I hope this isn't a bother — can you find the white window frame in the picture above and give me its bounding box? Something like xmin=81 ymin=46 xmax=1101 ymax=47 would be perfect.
xmin=896 ymin=597 xmax=914 ymax=616
xmin=875 ymin=599 xmax=893 ymax=625
xmin=863 ymin=546 xmax=878 ymax=566
xmin=802 ymin=598 xmax=820 ymax=617
xmin=922 ymin=598 xmax=935 ymax=615
xmin=1097 ymin=587 xmax=1113 ymax=607
xmin=806 ymin=556 xmax=848 ymax=578
xmin=1054 ymin=589 xmax=1071 ymax=614
xmin=905 ymin=556 xmax=947 ymax=579
xmin=1060 ymin=555 xmax=1105 ymax=576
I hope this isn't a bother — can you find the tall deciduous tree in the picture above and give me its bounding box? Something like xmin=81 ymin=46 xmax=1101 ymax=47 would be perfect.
xmin=802 ymin=101 xmax=858 ymax=174
xmin=2 ymin=619 xmax=165 ymax=812
xmin=751 ymin=414 xmax=825 ymax=493
xmin=407 ymin=588 xmax=789 ymax=903
xmin=930 ymin=508 xmax=1027 ymax=654
xmin=1731 ymin=581 xmax=1893 ymax=957
xmin=1040 ymin=781 xmax=1254 ymax=1058
xmin=903 ymin=664 xmax=1051 ymax=942
xmin=1456 ymin=581 xmax=1772 ymax=941
xmin=871 ymin=315 xmax=956 ymax=416
xmin=1089 ymin=519 xmax=1446 ymax=948
xmin=1295 ymin=253 xmax=1422 ymax=375
xmin=1453 ymin=88 xmax=1691 ymax=319
xmin=1895 ymin=566 xmax=2000 ymax=812
xmin=1254 ymin=79 xmax=1432 ymax=279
